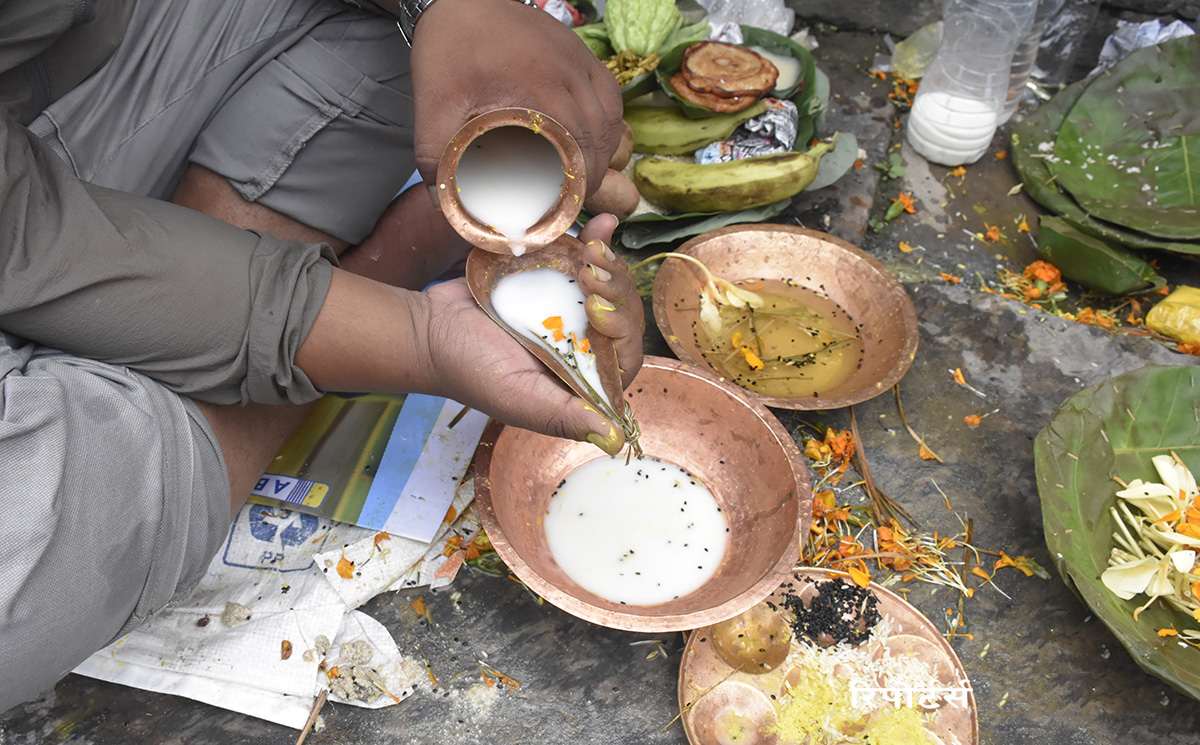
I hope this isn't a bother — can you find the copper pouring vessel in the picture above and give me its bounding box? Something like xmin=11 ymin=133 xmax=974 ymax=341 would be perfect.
xmin=464 ymin=234 xmax=627 ymax=422
xmin=435 ymin=108 xmax=587 ymax=255
xmin=473 ymin=356 xmax=811 ymax=633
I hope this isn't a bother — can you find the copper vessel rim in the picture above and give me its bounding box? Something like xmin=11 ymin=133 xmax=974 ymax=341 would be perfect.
xmin=473 ymin=356 xmax=810 ymax=633
xmin=651 ymin=223 xmax=920 ymax=410
xmin=677 ymin=567 xmax=981 ymax=745
xmin=435 ymin=108 xmax=587 ymax=255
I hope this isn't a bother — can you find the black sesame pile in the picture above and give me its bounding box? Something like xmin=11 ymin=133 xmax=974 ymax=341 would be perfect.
xmin=778 ymin=577 xmax=880 ymax=647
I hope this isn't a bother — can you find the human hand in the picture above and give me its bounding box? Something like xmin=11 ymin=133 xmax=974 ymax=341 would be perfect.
xmin=416 ymin=214 xmax=643 ymax=453
xmin=410 ymin=0 xmax=623 ymax=195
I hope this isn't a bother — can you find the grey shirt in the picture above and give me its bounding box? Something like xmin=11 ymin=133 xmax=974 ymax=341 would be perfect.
xmin=0 ymin=0 xmax=410 ymax=711
xmin=0 ymin=0 xmax=341 ymax=406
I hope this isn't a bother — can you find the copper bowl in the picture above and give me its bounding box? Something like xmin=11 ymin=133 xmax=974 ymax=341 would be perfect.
xmin=679 ymin=568 xmax=979 ymax=745
xmin=435 ymin=108 xmax=587 ymax=255
xmin=473 ymin=356 xmax=811 ymax=633
xmin=652 ymin=224 xmax=919 ymax=410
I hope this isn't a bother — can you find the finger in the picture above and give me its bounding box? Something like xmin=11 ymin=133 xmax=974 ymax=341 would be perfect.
xmin=580 ymin=239 xmax=644 ymax=336
xmin=568 ymin=95 xmax=622 ymax=195
xmin=569 ymin=399 xmax=626 ymax=456
xmin=585 ymin=292 xmax=644 ymax=389
xmin=577 ymin=213 xmax=619 ymax=246
xmin=500 ymin=372 xmax=626 ymax=454
xmin=567 ymin=63 xmax=624 ymax=194
xmin=578 ymin=240 xmax=644 ymax=389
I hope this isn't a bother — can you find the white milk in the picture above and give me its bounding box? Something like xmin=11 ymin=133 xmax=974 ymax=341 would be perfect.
xmin=543 ymin=456 xmax=729 ymax=606
xmin=455 ymin=126 xmax=564 ymax=255
xmin=749 ymin=46 xmax=803 ymax=92
xmin=906 ymin=91 xmax=999 ymax=166
xmin=490 ymin=267 xmax=611 ymax=409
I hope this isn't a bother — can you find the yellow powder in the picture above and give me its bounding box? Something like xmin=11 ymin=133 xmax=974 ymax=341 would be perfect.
xmin=860 ymin=705 xmax=935 ymax=745
xmin=767 ymin=670 xmax=861 ymax=742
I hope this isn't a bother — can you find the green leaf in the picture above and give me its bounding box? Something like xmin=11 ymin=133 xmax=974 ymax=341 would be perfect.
xmin=804 ymin=132 xmax=858 ymax=192
xmin=1035 ymin=365 xmax=1200 ymax=701
xmin=573 ymin=22 xmax=612 ymax=58
xmin=613 ymin=199 xmax=791 ymax=249
xmin=1011 ymin=79 xmax=1200 ymax=256
xmin=620 ymin=71 xmax=658 ymax=103
xmin=875 ymin=152 xmax=905 ymax=180
xmin=1048 ymin=35 xmax=1200 ymax=240
xmin=659 ymin=18 xmax=710 ymax=54
xmin=1036 ymin=215 xmax=1165 ymax=295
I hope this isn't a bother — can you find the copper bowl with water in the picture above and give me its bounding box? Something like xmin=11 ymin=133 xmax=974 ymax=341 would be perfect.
xmin=473 ymin=356 xmax=811 ymax=633
xmin=652 ymin=224 xmax=919 ymax=410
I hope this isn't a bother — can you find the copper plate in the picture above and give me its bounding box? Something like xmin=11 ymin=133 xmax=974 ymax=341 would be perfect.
xmin=465 ymin=238 xmax=625 ymax=415
xmin=473 ymin=356 xmax=812 ymax=633
xmin=435 ymin=108 xmax=587 ymax=255
xmin=652 ymin=224 xmax=919 ymax=410
xmin=678 ymin=568 xmax=979 ymax=745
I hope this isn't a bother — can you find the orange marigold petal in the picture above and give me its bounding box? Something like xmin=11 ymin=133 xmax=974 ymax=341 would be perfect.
xmin=847 ymin=561 xmax=872 ymax=588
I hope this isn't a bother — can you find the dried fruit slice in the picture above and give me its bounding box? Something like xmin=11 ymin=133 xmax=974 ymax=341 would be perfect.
xmin=681 ymin=42 xmax=779 ymax=98
xmin=669 ymin=71 xmax=758 ymax=113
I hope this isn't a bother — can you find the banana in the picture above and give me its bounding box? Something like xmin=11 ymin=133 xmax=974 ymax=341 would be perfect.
xmin=624 ymin=101 xmax=768 ymax=155
xmin=633 ymin=140 xmax=836 ymax=213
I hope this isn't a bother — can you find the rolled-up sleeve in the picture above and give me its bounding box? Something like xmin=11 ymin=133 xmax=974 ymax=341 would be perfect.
xmin=0 ymin=109 xmax=335 ymax=405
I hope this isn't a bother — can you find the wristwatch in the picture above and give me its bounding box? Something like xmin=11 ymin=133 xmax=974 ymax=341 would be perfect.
xmin=397 ymin=0 xmax=538 ymax=47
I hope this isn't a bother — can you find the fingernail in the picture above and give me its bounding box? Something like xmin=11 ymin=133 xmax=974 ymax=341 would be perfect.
xmin=600 ymin=242 xmax=616 ymax=262
xmin=587 ymin=263 xmax=612 ymax=282
xmin=587 ymin=431 xmax=622 ymax=456
xmin=590 ymin=294 xmax=616 ymax=312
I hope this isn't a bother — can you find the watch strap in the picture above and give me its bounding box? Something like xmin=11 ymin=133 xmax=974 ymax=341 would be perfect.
xmin=397 ymin=0 xmax=538 ymax=47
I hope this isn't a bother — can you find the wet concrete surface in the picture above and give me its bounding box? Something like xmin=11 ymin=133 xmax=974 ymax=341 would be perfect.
xmin=5 ymin=11 xmax=1200 ymax=745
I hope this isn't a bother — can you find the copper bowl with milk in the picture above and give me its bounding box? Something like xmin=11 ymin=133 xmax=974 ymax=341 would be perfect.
xmin=435 ymin=107 xmax=587 ymax=256
xmin=474 ymin=356 xmax=810 ymax=633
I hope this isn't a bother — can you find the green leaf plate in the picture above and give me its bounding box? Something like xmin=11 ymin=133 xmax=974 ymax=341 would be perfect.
xmin=1047 ymin=35 xmax=1200 ymax=241
xmin=1010 ymin=78 xmax=1200 ymax=256
xmin=1034 ymin=364 xmax=1200 ymax=700
xmin=614 ymin=198 xmax=791 ymax=249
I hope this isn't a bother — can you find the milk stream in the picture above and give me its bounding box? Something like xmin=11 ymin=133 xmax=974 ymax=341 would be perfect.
xmin=544 ymin=456 xmax=729 ymax=606
xmin=489 ymin=267 xmax=611 ymax=410
xmin=455 ymin=126 xmax=563 ymax=254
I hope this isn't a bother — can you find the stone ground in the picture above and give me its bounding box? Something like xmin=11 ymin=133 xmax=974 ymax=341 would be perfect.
xmin=4 ymin=3 xmax=1200 ymax=744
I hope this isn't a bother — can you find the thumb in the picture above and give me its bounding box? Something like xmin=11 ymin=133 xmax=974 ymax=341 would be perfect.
xmin=558 ymin=397 xmax=626 ymax=456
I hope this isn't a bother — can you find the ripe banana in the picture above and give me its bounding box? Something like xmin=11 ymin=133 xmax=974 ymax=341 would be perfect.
xmin=624 ymin=101 xmax=768 ymax=155
xmin=633 ymin=140 xmax=835 ymax=213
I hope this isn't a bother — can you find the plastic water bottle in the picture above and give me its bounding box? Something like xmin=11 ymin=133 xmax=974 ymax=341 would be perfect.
xmin=906 ymin=0 xmax=1038 ymax=166
xmin=1000 ymin=0 xmax=1068 ymax=123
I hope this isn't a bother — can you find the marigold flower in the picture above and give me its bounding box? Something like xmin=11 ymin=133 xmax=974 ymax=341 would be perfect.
xmin=893 ymin=191 xmax=917 ymax=213
xmin=1024 ymin=260 xmax=1061 ymax=284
